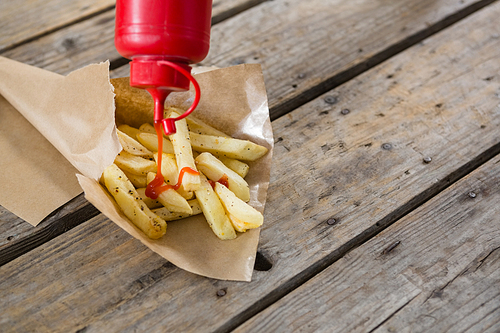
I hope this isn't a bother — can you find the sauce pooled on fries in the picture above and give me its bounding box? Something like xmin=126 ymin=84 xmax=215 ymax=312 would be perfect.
xmin=145 ymin=122 xmax=199 ymax=200
xmin=208 ymin=174 xmax=229 ymax=189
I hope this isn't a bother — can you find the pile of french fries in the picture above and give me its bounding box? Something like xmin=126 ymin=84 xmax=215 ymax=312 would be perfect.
xmin=101 ymin=107 xmax=268 ymax=240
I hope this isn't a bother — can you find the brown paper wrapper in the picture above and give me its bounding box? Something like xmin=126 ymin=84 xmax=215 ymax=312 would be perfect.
xmin=0 ymin=56 xmax=120 ymax=224
xmin=0 ymin=56 xmax=273 ymax=281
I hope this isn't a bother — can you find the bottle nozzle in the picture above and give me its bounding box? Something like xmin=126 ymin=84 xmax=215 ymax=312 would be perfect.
xmin=145 ymin=60 xmax=201 ymax=136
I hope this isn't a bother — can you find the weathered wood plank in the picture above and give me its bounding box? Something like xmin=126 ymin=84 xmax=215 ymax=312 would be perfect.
xmin=376 ymin=249 xmax=500 ymax=332
xmin=1 ymin=2 xmax=499 ymax=332
xmin=211 ymin=0 xmax=268 ymax=23
xmin=0 ymin=0 xmax=115 ymax=52
xmin=0 ymin=194 xmax=99 ymax=266
xmin=236 ymin=152 xmax=500 ymax=333
xmin=0 ymin=214 xmax=169 ymax=333
xmin=202 ymin=0 xmax=497 ymax=119
xmin=0 ymin=0 xmax=113 ymax=52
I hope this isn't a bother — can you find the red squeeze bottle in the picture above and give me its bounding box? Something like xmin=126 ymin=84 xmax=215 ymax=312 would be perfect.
xmin=114 ymin=0 xmax=210 ymax=198
xmin=114 ymin=0 xmax=212 ymax=135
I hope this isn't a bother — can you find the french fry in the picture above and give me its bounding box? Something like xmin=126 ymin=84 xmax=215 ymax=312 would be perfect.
xmin=185 ymin=114 xmax=229 ymax=137
xmin=195 ymin=152 xmax=250 ymax=202
xmin=102 ymin=164 xmax=167 ymax=239
xmin=194 ymin=173 xmax=236 ymax=240
xmin=137 ymin=132 xmax=175 ymax=154
xmin=214 ymin=182 xmax=263 ymax=232
xmin=114 ymin=150 xmax=156 ymax=176
xmin=136 ymin=187 xmax=163 ymax=209
xmin=189 ymin=132 xmax=268 ymax=161
xmin=153 ymin=153 xmax=177 ymax=185
xmin=154 ymin=152 xmax=193 ymax=199
xmin=122 ymin=170 xmax=148 ymax=188
xmin=116 ymin=129 xmax=154 ymax=158
xmin=146 ymin=173 xmax=193 ymax=215
xmin=139 ymin=123 xmax=156 ymax=134
xmin=117 ymin=124 xmax=142 ymax=140
xmin=217 ymin=156 xmax=249 ymax=179
xmin=153 ymin=199 xmax=202 ymax=221
xmin=167 ymin=110 xmax=200 ymax=192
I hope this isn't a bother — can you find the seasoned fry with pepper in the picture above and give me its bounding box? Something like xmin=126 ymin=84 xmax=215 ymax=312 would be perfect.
xmin=102 ymin=164 xmax=166 ymax=239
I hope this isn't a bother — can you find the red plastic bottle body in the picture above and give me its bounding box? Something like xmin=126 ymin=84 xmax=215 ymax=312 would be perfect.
xmin=115 ymin=0 xmax=212 ymax=63
xmin=115 ymin=0 xmax=212 ymax=90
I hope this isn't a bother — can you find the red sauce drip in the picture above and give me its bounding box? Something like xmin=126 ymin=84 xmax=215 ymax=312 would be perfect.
xmin=154 ymin=121 xmax=164 ymax=175
xmin=174 ymin=167 xmax=199 ymax=190
xmin=208 ymin=174 xmax=229 ymax=190
xmin=145 ymin=122 xmax=166 ymax=199
xmin=218 ymin=174 xmax=229 ymax=188
xmin=145 ymin=174 xmax=170 ymax=199
xmin=146 ymin=166 xmax=200 ymax=199
xmin=145 ymin=121 xmax=200 ymax=199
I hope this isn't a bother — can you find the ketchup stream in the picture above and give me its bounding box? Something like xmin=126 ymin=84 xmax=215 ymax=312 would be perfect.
xmin=145 ymin=122 xmax=199 ymax=200
xmin=145 ymin=119 xmax=229 ymax=198
xmin=142 ymin=61 xmax=202 ymax=200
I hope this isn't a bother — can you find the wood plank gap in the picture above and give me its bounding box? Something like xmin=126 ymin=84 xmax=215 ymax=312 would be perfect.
xmin=269 ymin=0 xmax=498 ymax=121
xmin=109 ymin=57 xmax=130 ymax=71
xmin=0 ymin=199 xmax=100 ymax=267
xmin=215 ymin=141 xmax=500 ymax=333
xmin=211 ymin=0 xmax=268 ymax=24
xmin=0 ymin=5 xmax=116 ymax=55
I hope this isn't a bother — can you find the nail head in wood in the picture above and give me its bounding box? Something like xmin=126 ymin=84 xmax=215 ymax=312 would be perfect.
xmin=216 ymin=288 xmax=227 ymax=297
xmin=326 ymin=218 xmax=337 ymax=225
xmin=423 ymin=156 xmax=432 ymax=163
xmin=324 ymin=96 xmax=338 ymax=104
xmin=341 ymin=109 xmax=350 ymax=115
xmin=468 ymin=191 xmax=477 ymax=198
xmin=382 ymin=143 xmax=392 ymax=150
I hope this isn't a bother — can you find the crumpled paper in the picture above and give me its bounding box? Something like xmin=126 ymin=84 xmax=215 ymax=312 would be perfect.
xmin=0 ymin=56 xmax=273 ymax=281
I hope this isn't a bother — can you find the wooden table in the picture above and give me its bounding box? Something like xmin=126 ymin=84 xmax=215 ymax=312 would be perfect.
xmin=2 ymin=0 xmax=500 ymax=331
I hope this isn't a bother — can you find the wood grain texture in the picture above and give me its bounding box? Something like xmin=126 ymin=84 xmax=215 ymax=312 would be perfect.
xmin=2 ymin=9 xmax=120 ymax=76
xmin=1 ymin=0 xmax=490 ymax=107
xmin=0 ymin=194 xmax=99 ymax=266
xmin=0 ymin=0 xmax=115 ymax=52
xmin=1 ymin=2 xmax=500 ymax=332
xmin=202 ymin=0 xmax=496 ymax=119
xmin=212 ymin=0 xmax=268 ymax=23
xmin=237 ymin=153 xmax=500 ymax=333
